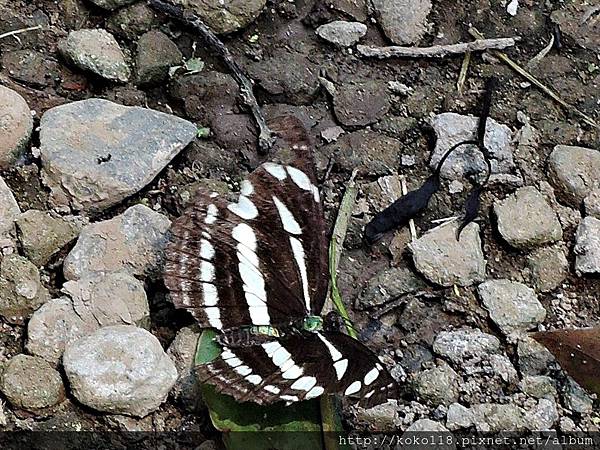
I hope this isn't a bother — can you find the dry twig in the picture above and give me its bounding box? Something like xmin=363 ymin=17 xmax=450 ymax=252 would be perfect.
xmin=400 ymin=176 xmax=418 ymax=241
xmin=457 ymin=51 xmax=471 ymax=94
xmin=148 ymin=0 xmax=275 ymax=153
xmin=357 ymin=37 xmax=517 ymax=59
xmin=0 ymin=25 xmax=42 ymax=41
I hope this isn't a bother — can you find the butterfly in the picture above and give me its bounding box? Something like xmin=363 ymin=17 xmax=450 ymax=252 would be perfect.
xmin=164 ymin=116 xmax=398 ymax=407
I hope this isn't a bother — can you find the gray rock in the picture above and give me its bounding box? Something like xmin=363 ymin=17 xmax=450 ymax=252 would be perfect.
xmin=136 ymin=31 xmax=182 ymax=86
xmin=574 ymin=216 xmax=600 ymax=275
xmin=361 ymin=175 xmax=404 ymax=212
xmin=58 ymin=29 xmax=131 ymax=82
xmin=0 ymin=85 xmax=33 ymax=169
xmin=548 ymin=145 xmax=600 ymax=207
xmin=63 ymin=325 xmax=178 ymax=417
xmin=0 ymin=354 xmax=65 ymax=412
xmin=477 ymin=280 xmax=546 ymax=337
xmin=525 ymin=398 xmax=558 ymax=431
xmin=357 ymin=267 xmax=427 ymax=309
xmin=412 ymin=363 xmax=460 ymax=406
xmin=519 ymin=376 xmax=557 ymax=399
xmin=488 ymin=354 xmax=519 ymax=384
xmin=316 ymin=21 xmax=367 ymax=46
xmin=517 ymin=336 xmax=555 ymax=376
xmin=167 ymin=326 xmax=203 ymax=412
xmin=0 ymin=254 xmax=50 ymax=322
xmin=26 ymin=297 xmax=97 ymax=365
xmin=471 ymin=403 xmax=527 ymax=432
xmin=321 ymin=126 xmax=345 ymax=143
xmin=446 ymin=403 xmax=474 ymax=430
xmin=354 ymin=400 xmax=401 ymax=430
xmin=433 ymin=328 xmax=500 ymax=365
xmin=527 ymin=245 xmax=568 ymax=292
xmin=63 ymin=204 xmax=171 ymax=281
xmin=63 ymin=272 xmax=150 ymax=327
xmin=584 ymin=189 xmax=600 ymax=218
xmin=88 ymin=0 xmax=137 ymax=10
xmin=333 ymin=80 xmax=390 ymax=126
xmin=409 ymin=222 xmax=486 ymax=287
xmin=494 ymin=186 xmax=562 ymax=249
xmin=15 ymin=210 xmax=81 ymax=267
xmin=107 ymin=3 xmax=160 ymax=40
xmin=0 ymin=176 xmax=20 ymax=237
xmin=173 ymin=0 xmax=267 ymax=34
xmin=563 ymin=378 xmax=593 ymax=415
xmin=371 ymin=0 xmax=431 ymax=45
xmin=40 ymin=98 xmax=197 ymax=212
xmin=429 ymin=113 xmax=515 ymax=180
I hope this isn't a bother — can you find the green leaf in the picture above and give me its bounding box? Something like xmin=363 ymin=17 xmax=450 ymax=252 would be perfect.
xmin=184 ymin=57 xmax=205 ymax=74
xmin=197 ymin=127 xmax=211 ymax=138
xmin=195 ymin=329 xmax=325 ymax=450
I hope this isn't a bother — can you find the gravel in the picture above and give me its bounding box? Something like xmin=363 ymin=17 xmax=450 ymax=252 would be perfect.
xmin=548 ymin=145 xmax=600 ymax=207
xmin=519 ymin=375 xmax=558 ymax=400
xmin=471 ymin=403 xmax=527 ymax=432
xmin=39 ymin=98 xmax=197 ymax=212
xmin=63 ymin=325 xmax=178 ymax=417
xmin=494 ymin=186 xmax=562 ymax=249
xmin=333 ymin=80 xmax=390 ymax=126
xmin=409 ymin=222 xmax=486 ymax=287
xmin=584 ymin=189 xmax=600 ymax=218
xmin=371 ymin=0 xmax=432 ymax=45
xmin=0 ymin=85 xmax=33 ymax=169
xmin=0 ymin=176 xmax=20 ymax=237
xmin=446 ymin=403 xmax=474 ymax=430
xmin=412 ymin=363 xmax=460 ymax=406
xmin=63 ymin=204 xmax=171 ymax=281
xmin=356 ymin=267 xmax=427 ymax=309
xmin=173 ymin=0 xmax=267 ymax=34
xmin=58 ymin=29 xmax=131 ymax=82
xmin=517 ymin=336 xmax=555 ymax=376
xmin=136 ymin=31 xmax=182 ymax=86
xmin=433 ymin=328 xmax=500 ymax=365
xmin=526 ymin=245 xmax=569 ymax=292
xmin=477 ymin=280 xmax=546 ymax=337
xmin=316 ymin=21 xmax=367 ymax=47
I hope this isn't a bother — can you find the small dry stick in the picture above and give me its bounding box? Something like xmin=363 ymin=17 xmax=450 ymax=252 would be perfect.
xmin=357 ymin=37 xmax=516 ymax=59
xmin=148 ymin=0 xmax=275 ymax=153
xmin=469 ymin=28 xmax=598 ymax=129
xmin=457 ymin=51 xmax=471 ymax=94
xmin=527 ymin=35 xmax=555 ymax=68
xmin=400 ymin=176 xmax=418 ymax=241
xmin=0 ymin=25 xmax=42 ymax=41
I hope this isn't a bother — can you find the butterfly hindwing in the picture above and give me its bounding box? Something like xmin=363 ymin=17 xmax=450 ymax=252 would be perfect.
xmin=196 ymin=331 xmax=397 ymax=408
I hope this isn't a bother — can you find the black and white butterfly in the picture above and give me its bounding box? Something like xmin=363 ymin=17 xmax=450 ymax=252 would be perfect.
xmin=165 ymin=116 xmax=398 ymax=407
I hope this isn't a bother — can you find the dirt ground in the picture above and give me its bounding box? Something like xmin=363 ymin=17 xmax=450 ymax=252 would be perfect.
xmin=1 ymin=0 xmax=599 ymax=444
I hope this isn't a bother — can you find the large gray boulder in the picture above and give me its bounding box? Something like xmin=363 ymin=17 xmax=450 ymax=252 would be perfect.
xmin=548 ymin=145 xmax=600 ymax=207
xmin=39 ymin=99 xmax=197 ymax=212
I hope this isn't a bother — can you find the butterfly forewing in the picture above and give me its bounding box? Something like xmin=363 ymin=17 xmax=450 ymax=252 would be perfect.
xmin=196 ymin=331 xmax=397 ymax=408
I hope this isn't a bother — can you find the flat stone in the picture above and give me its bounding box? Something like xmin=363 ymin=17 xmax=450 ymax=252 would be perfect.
xmin=563 ymin=378 xmax=593 ymax=415
xmin=136 ymin=31 xmax=182 ymax=86
xmin=63 ymin=204 xmax=171 ymax=281
xmin=525 ymin=398 xmax=558 ymax=431
xmin=107 ymin=3 xmax=160 ymax=40
xmin=59 ymin=29 xmax=131 ymax=82
xmin=0 ymin=354 xmax=65 ymax=412
xmin=371 ymin=0 xmax=431 ymax=45
xmin=167 ymin=326 xmax=203 ymax=412
xmin=329 ymin=0 xmax=368 ymax=21
xmin=433 ymin=328 xmax=500 ymax=365
xmin=429 ymin=113 xmax=515 ymax=180
xmin=63 ymin=325 xmax=178 ymax=417
xmin=477 ymin=280 xmax=546 ymax=337
xmin=494 ymin=186 xmax=562 ymax=249
xmin=316 ymin=21 xmax=367 ymax=46
xmin=519 ymin=375 xmax=557 ymax=399
xmin=412 ymin=363 xmax=460 ymax=406
xmin=357 ymin=267 xmax=427 ymax=309
xmin=526 ymin=245 xmax=568 ymax=292
xmin=446 ymin=403 xmax=475 ymax=430
xmin=471 ymin=403 xmax=527 ymax=432
xmin=64 ymin=272 xmax=150 ymax=327
xmin=574 ymin=216 xmax=600 ymax=275
xmin=409 ymin=222 xmax=486 ymax=287
xmin=0 ymin=254 xmax=50 ymax=323
xmin=321 ymin=126 xmax=345 ymax=143
xmin=517 ymin=336 xmax=555 ymax=376
xmin=26 ymin=297 xmax=98 ymax=365
xmin=548 ymin=145 xmax=600 ymax=208
xmin=39 ymin=98 xmax=196 ymax=212
xmin=87 ymin=0 xmax=137 ymax=10
xmin=0 ymin=176 xmax=20 ymax=237
xmin=333 ymin=80 xmax=390 ymax=126
xmin=0 ymin=85 xmax=33 ymax=169
xmin=173 ymin=0 xmax=267 ymax=34
xmin=325 ymin=130 xmax=402 ymax=176
xmin=15 ymin=210 xmax=81 ymax=267
xmin=354 ymin=400 xmax=401 ymax=431
xmin=584 ymin=189 xmax=600 ymax=218
xmin=404 ymin=418 xmax=449 ymax=432
xmin=488 ymin=354 xmax=518 ymax=384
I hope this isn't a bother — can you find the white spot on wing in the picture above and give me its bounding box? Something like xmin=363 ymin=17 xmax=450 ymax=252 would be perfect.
xmin=205 ymin=204 xmax=218 ymax=224
xmin=316 ymin=333 xmax=343 ymax=361
xmin=273 ymin=196 xmax=302 ymax=235
xmin=282 ymin=364 xmax=303 ymax=380
xmin=200 ymin=261 xmax=214 ymax=282
xmin=264 ymin=385 xmax=280 ymax=394
xmin=205 ymin=306 xmax=222 ymax=329
xmin=228 ymin=195 xmax=258 ymax=220
xmin=240 ymin=180 xmax=254 ymax=196
xmin=364 ymin=367 xmax=380 ymax=386
xmin=333 ymin=359 xmax=348 ymax=380
xmin=344 ymin=380 xmax=362 ymax=395
xmin=246 ymin=374 xmax=262 ymax=385
xmin=200 ymin=239 xmax=215 ymax=260
xmin=264 ymin=162 xmax=287 ymax=180
xmin=305 ymin=386 xmax=325 ymax=399
xmin=280 ymin=395 xmax=299 ymax=402
xmin=289 ymin=236 xmax=310 ymax=312
xmin=291 ymin=376 xmax=317 ymax=392
xmin=203 ymin=283 xmax=218 ymax=306
xmin=261 ymin=341 xmax=282 ymax=356
xmin=234 ymin=365 xmax=252 ymax=377
xmin=286 ymin=166 xmax=311 ymax=191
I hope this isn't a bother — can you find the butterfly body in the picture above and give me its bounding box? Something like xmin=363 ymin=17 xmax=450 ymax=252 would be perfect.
xmin=165 ymin=116 xmax=398 ymax=407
